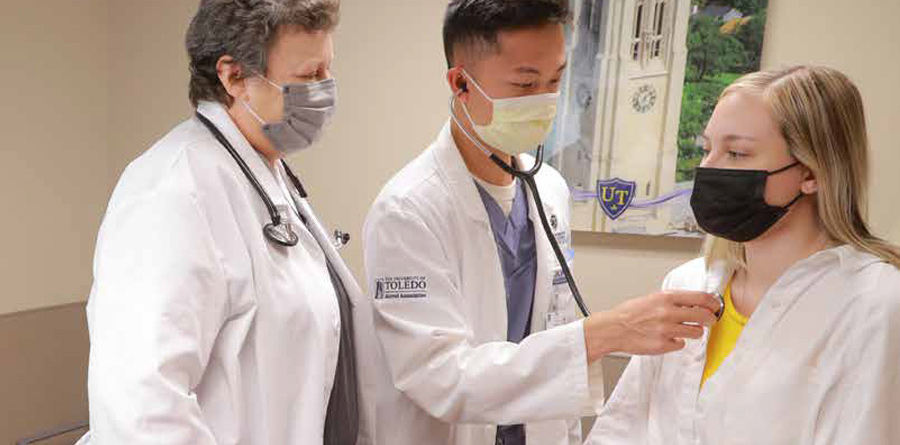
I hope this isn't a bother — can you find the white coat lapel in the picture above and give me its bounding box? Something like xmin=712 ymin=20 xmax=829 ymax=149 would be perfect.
xmin=196 ymin=101 xmax=290 ymax=211
xmin=525 ymin=177 xmax=561 ymax=331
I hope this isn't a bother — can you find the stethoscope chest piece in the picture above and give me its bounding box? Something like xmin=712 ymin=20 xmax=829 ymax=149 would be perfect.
xmin=714 ymin=293 xmax=725 ymax=320
xmin=264 ymin=221 xmax=299 ymax=247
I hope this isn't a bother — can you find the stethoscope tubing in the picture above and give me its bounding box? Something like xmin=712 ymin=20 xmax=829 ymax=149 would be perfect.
xmin=449 ymin=94 xmax=591 ymax=317
xmin=196 ymin=112 xmax=302 ymax=247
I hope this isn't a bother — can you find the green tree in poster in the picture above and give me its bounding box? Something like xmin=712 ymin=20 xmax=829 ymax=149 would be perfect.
xmin=736 ymin=10 xmax=767 ymax=71
xmin=733 ymin=0 xmax=767 ymax=16
xmin=686 ymin=15 xmax=746 ymax=82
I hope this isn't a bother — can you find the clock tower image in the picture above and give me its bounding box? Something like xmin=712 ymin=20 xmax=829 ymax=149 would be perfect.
xmin=551 ymin=0 xmax=692 ymax=235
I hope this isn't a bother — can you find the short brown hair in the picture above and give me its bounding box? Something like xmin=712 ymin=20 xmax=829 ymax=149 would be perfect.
xmin=443 ymin=0 xmax=570 ymax=68
xmin=185 ymin=0 xmax=340 ymax=107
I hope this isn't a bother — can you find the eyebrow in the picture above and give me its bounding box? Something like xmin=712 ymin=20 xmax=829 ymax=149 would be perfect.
xmin=513 ymin=61 xmax=569 ymax=75
xmin=700 ymin=133 xmax=757 ymax=142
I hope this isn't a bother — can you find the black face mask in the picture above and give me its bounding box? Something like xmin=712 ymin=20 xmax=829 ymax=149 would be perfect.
xmin=690 ymin=161 xmax=804 ymax=242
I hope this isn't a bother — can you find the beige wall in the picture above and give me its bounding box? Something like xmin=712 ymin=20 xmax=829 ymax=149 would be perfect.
xmin=107 ymin=0 xmax=197 ymax=181
xmin=291 ymin=1 xmax=451 ymax=278
xmin=0 ymin=304 xmax=89 ymax=444
xmin=762 ymin=0 xmax=900 ymax=244
xmin=0 ymin=1 xmax=110 ymax=316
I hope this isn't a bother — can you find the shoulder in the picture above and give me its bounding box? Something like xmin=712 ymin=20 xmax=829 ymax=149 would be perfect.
xmin=104 ymin=117 xmax=244 ymax=239
xmin=366 ymin=146 xmax=451 ymax=228
xmin=848 ymin=253 xmax=900 ymax=316
xmin=661 ymin=257 xmax=710 ymax=291
xmin=114 ymin=117 xmax=241 ymax=205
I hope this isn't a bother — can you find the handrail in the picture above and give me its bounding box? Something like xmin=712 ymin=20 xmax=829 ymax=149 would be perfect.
xmin=16 ymin=421 xmax=88 ymax=445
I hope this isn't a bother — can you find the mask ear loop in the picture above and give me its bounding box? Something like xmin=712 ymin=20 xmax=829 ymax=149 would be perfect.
xmin=447 ymin=89 xmax=591 ymax=317
xmin=767 ymin=160 xmax=806 ymax=210
xmin=242 ymin=99 xmax=267 ymax=125
xmin=767 ymin=160 xmax=802 ymax=176
xmin=241 ymin=73 xmax=288 ymax=126
xmin=449 ymin=91 xmax=495 ymax=158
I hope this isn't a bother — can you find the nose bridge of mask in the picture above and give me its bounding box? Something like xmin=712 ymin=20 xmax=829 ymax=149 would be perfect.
xmin=459 ymin=71 xmax=559 ymax=138
xmin=282 ymin=78 xmax=338 ymax=112
xmin=455 ymin=69 xmax=559 ymax=156
xmin=462 ymin=69 xmax=560 ymax=114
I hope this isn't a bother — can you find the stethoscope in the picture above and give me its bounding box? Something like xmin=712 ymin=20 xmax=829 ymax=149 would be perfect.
xmin=195 ymin=112 xmax=351 ymax=250
xmin=449 ymin=94 xmax=592 ymax=318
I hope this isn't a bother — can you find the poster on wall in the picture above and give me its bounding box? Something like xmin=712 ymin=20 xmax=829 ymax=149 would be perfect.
xmin=547 ymin=0 xmax=769 ymax=236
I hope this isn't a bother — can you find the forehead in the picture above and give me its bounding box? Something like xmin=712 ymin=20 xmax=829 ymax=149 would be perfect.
xmin=268 ymin=28 xmax=333 ymax=63
xmin=493 ymin=24 xmax=566 ymax=67
xmin=707 ymin=91 xmax=779 ymax=138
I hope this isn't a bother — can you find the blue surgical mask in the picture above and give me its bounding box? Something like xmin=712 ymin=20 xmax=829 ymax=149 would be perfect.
xmin=243 ymin=75 xmax=337 ymax=155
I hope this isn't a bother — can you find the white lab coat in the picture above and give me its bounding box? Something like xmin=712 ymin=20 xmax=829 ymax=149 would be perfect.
xmin=77 ymin=101 xmax=376 ymax=445
xmin=362 ymin=122 xmax=603 ymax=445
xmin=587 ymin=244 xmax=900 ymax=445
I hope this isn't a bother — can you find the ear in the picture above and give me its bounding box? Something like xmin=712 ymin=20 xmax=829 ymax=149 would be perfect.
xmin=446 ymin=67 xmax=468 ymax=99
xmin=216 ymin=55 xmax=247 ymax=101
xmin=800 ymin=166 xmax=819 ymax=194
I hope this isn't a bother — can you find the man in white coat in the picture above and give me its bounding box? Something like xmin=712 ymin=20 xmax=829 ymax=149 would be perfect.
xmin=362 ymin=1 xmax=720 ymax=444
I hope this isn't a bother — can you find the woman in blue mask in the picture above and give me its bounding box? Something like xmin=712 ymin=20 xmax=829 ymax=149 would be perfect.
xmin=76 ymin=1 xmax=374 ymax=444
xmin=586 ymin=65 xmax=900 ymax=445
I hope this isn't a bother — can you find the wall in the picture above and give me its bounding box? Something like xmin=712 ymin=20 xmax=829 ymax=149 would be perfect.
xmin=762 ymin=0 xmax=900 ymax=244
xmin=107 ymin=0 xmax=198 ymax=182
xmin=290 ymin=1 xmax=451 ymax=278
xmin=0 ymin=0 xmax=110 ymax=316
xmin=0 ymin=303 xmax=89 ymax=444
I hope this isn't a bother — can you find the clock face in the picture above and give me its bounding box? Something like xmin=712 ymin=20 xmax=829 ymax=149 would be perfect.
xmin=631 ymin=84 xmax=658 ymax=113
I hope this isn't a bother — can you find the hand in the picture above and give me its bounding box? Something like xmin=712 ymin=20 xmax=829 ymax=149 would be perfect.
xmin=583 ymin=290 xmax=719 ymax=362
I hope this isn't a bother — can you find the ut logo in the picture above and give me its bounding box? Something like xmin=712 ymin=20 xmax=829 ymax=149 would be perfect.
xmin=596 ymin=178 xmax=636 ymax=220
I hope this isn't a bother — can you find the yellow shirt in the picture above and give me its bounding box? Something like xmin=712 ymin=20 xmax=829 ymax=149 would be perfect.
xmin=701 ymin=279 xmax=748 ymax=387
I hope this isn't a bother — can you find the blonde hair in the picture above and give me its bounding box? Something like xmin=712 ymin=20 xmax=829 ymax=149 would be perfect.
xmin=703 ymin=65 xmax=900 ymax=269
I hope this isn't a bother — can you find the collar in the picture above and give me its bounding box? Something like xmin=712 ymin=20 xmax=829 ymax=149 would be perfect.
xmin=433 ymin=121 xmax=491 ymax=225
xmin=433 ymin=120 xmax=560 ymax=229
xmin=195 ymin=101 xmax=293 ymax=211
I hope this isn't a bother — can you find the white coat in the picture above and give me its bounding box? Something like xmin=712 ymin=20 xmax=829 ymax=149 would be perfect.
xmin=587 ymin=244 xmax=900 ymax=445
xmin=77 ymin=101 xmax=376 ymax=445
xmin=362 ymin=122 xmax=603 ymax=445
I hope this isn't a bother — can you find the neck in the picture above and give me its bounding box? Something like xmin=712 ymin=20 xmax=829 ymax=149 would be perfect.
xmin=734 ymin=199 xmax=832 ymax=314
xmin=450 ymin=104 xmax=515 ymax=186
xmin=226 ymin=102 xmax=282 ymax=167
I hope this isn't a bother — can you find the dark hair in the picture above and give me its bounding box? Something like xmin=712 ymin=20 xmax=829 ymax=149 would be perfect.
xmin=443 ymin=0 xmax=571 ymax=68
xmin=185 ymin=0 xmax=340 ymax=107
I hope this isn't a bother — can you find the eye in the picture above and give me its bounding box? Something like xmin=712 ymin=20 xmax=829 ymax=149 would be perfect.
xmin=513 ymin=82 xmax=537 ymax=89
xmin=727 ymin=151 xmax=748 ymax=159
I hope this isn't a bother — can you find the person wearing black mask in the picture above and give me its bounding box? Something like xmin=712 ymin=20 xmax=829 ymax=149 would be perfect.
xmin=586 ymin=65 xmax=900 ymax=445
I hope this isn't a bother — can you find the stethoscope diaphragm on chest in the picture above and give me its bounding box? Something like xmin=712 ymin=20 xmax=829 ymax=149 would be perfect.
xmin=263 ymin=220 xmax=300 ymax=247
xmin=196 ymin=111 xmax=353 ymax=250
xmin=714 ymin=293 xmax=725 ymax=321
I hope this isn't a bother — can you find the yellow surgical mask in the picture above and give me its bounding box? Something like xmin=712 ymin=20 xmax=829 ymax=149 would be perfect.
xmin=459 ymin=70 xmax=559 ymax=156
